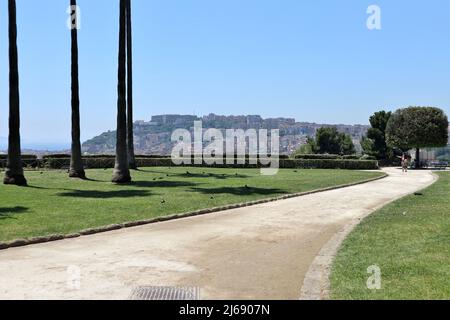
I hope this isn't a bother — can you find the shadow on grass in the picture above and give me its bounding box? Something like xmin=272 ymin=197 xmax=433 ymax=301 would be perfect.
xmin=81 ymin=177 xmax=104 ymax=182
xmin=175 ymin=172 xmax=249 ymax=180
xmin=190 ymin=186 xmax=286 ymax=196
xmin=131 ymin=180 xmax=199 ymax=188
xmin=0 ymin=206 xmax=29 ymax=220
xmin=136 ymin=168 xmax=250 ymax=180
xmin=57 ymin=190 xmax=152 ymax=199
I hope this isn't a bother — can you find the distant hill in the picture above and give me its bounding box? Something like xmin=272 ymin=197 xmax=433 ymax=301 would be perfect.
xmin=82 ymin=113 xmax=370 ymax=155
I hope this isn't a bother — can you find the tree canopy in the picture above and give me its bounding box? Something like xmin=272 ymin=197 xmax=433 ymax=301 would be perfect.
xmin=309 ymin=127 xmax=356 ymax=155
xmin=294 ymin=137 xmax=316 ymax=155
xmin=361 ymin=111 xmax=392 ymax=159
xmin=386 ymin=107 xmax=448 ymax=151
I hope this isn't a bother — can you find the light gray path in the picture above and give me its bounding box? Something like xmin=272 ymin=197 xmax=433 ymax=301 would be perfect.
xmin=0 ymin=168 xmax=436 ymax=300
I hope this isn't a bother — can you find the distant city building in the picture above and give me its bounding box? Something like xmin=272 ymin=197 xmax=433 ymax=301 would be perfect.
xmin=151 ymin=115 xmax=198 ymax=126
xmin=82 ymin=113 xmax=372 ymax=155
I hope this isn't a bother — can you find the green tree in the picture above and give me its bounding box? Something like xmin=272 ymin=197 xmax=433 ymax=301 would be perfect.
xmin=69 ymin=0 xmax=86 ymax=179
xmin=386 ymin=107 xmax=449 ymax=168
xmin=126 ymin=0 xmax=137 ymax=169
xmin=296 ymin=128 xmax=356 ymax=156
xmin=4 ymin=0 xmax=27 ymax=186
xmin=361 ymin=137 xmax=375 ymax=156
xmin=112 ymin=0 xmax=132 ymax=183
xmin=315 ymin=127 xmax=341 ymax=154
xmin=293 ymin=137 xmax=316 ymax=156
xmin=339 ymin=132 xmax=356 ymax=155
xmin=314 ymin=127 xmax=354 ymax=155
xmin=361 ymin=111 xmax=392 ymax=159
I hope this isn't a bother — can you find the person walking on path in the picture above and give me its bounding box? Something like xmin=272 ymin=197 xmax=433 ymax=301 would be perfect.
xmin=401 ymin=154 xmax=410 ymax=173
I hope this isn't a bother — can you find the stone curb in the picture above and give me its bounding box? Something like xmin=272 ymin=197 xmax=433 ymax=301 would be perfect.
xmin=299 ymin=171 xmax=439 ymax=300
xmin=0 ymin=173 xmax=388 ymax=251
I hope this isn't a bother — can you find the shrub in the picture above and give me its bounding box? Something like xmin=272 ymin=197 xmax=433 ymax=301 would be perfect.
xmin=42 ymin=154 xmax=71 ymax=159
xmin=0 ymin=154 xmax=39 ymax=168
xmin=378 ymin=158 xmax=401 ymax=167
xmin=135 ymin=155 xmax=172 ymax=159
xmin=280 ymin=159 xmax=379 ymax=170
xmin=360 ymin=154 xmax=377 ymax=161
xmin=136 ymin=158 xmax=174 ymax=167
xmin=82 ymin=154 xmax=116 ymax=159
xmin=294 ymin=154 xmax=341 ymax=160
xmin=0 ymin=154 xmax=37 ymax=160
xmin=43 ymin=158 xmax=71 ymax=169
xmin=342 ymin=155 xmax=360 ymax=160
xmin=293 ymin=142 xmax=315 ymax=156
xmin=38 ymin=156 xmax=379 ymax=170
xmin=85 ymin=158 xmax=116 ymax=169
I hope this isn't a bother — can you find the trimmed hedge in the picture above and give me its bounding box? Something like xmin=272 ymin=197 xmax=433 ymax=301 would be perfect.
xmin=280 ymin=159 xmax=379 ymax=170
xmin=360 ymin=155 xmax=377 ymax=161
xmin=42 ymin=154 xmax=71 ymax=159
xmin=42 ymin=154 xmax=174 ymax=160
xmin=294 ymin=154 xmax=375 ymax=162
xmin=3 ymin=153 xmax=377 ymax=170
xmin=0 ymin=154 xmax=37 ymax=160
xmin=83 ymin=154 xmax=173 ymax=159
xmin=294 ymin=154 xmax=342 ymax=160
xmin=39 ymin=157 xmax=378 ymax=170
xmin=43 ymin=157 xmax=116 ymax=169
xmin=378 ymin=159 xmax=401 ymax=167
xmin=342 ymin=155 xmax=360 ymax=160
xmin=0 ymin=154 xmax=39 ymax=168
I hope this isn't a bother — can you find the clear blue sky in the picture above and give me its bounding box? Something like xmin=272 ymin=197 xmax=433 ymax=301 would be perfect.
xmin=1 ymin=0 xmax=449 ymax=147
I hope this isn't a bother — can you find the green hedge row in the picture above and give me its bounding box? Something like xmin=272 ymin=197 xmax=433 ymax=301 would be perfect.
xmin=42 ymin=154 xmax=173 ymax=160
xmin=0 ymin=154 xmax=37 ymax=160
xmin=39 ymin=157 xmax=378 ymax=170
xmin=294 ymin=154 xmax=342 ymax=160
xmin=294 ymin=154 xmax=377 ymax=161
xmin=342 ymin=155 xmax=360 ymax=160
xmin=41 ymin=154 xmax=289 ymax=160
xmin=0 ymin=155 xmax=39 ymax=168
xmin=280 ymin=159 xmax=379 ymax=170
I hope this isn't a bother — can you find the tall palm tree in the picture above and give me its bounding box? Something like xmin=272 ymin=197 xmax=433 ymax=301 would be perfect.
xmin=69 ymin=0 xmax=86 ymax=179
xmin=112 ymin=0 xmax=131 ymax=183
xmin=4 ymin=0 xmax=27 ymax=186
xmin=126 ymin=0 xmax=137 ymax=169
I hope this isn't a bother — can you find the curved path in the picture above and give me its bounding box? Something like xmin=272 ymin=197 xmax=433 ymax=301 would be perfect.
xmin=0 ymin=168 xmax=436 ymax=300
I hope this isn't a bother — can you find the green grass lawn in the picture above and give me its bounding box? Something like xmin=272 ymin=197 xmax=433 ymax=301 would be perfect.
xmin=0 ymin=167 xmax=382 ymax=242
xmin=330 ymin=172 xmax=450 ymax=300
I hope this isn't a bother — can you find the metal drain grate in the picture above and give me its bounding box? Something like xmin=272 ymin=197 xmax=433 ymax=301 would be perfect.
xmin=129 ymin=286 xmax=201 ymax=300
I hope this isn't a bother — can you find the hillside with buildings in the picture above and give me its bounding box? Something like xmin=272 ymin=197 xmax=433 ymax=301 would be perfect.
xmin=82 ymin=114 xmax=369 ymax=155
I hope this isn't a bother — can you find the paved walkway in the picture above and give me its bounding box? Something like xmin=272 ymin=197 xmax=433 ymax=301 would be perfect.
xmin=0 ymin=168 xmax=436 ymax=300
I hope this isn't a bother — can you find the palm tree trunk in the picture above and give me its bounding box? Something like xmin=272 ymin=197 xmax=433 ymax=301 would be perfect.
xmin=69 ymin=0 xmax=86 ymax=179
xmin=4 ymin=0 xmax=27 ymax=186
xmin=112 ymin=0 xmax=131 ymax=183
xmin=126 ymin=0 xmax=137 ymax=169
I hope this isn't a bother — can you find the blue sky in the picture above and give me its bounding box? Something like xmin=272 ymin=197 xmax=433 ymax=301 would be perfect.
xmin=0 ymin=0 xmax=449 ymax=146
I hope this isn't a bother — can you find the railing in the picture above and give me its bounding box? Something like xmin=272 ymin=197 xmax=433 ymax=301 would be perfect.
xmin=425 ymin=160 xmax=448 ymax=170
